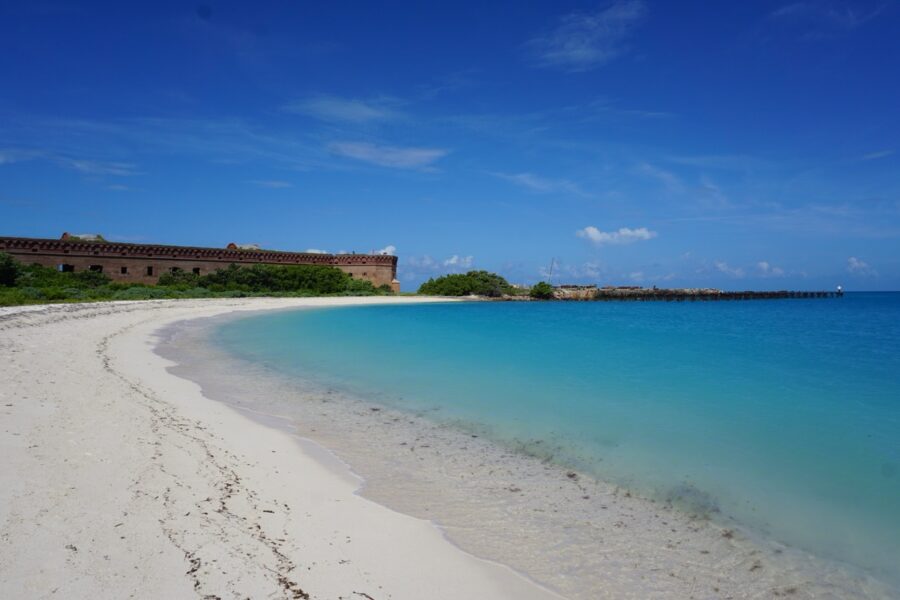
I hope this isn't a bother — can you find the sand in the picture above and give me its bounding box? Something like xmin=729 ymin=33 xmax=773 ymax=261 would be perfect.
xmin=0 ymin=298 xmax=561 ymax=600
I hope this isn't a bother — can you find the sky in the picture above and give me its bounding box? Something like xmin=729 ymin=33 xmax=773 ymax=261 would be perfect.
xmin=1 ymin=1 xmax=898 ymax=291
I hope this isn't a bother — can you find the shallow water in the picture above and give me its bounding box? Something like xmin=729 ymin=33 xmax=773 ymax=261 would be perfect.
xmin=212 ymin=294 xmax=900 ymax=587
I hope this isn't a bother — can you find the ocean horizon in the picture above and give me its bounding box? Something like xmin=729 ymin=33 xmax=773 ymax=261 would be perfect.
xmin=208 ymin=293 xmax=900 ymax=591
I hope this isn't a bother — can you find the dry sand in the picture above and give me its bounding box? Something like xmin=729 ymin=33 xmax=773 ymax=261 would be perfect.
xmin=0 ymin=297 xmax=562 ymax=600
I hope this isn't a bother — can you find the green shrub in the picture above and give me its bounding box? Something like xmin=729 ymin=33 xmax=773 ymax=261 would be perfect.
xmin=418 ymin=270 xmax=513 ymax=297
xmin=529 ymin=281 xmax=555 ymax=300
xmin=157 ymin=270 xmax=201 ymax=287
xmin=112 ymin=287 xmax=171 ymax=300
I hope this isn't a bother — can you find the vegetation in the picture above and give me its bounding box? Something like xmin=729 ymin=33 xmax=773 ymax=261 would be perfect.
xmin=0 ymin=253 xmax=392 ymax=306
xmin=417 ymin=270 xmax=515 ymax=297
xmin=0 ymin=252 xmax=22 ymax=287
xmin=529 ymin=281 xmax=555 ymax=300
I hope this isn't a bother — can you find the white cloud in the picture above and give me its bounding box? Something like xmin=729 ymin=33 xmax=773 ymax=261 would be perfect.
xmin=493 ymin=172 xmax=584 ymax=195
xmin=576 ymin=226 xmax=657 ymax=245
xmin=328 ymin=141 xmax=448 ymax=169
xmin=757 ymin=261 xmax=785 ymax=277
xmin=847 ymin=256 xmax=877 ymax=276
xmin=251 ymin=179 xmax=293 ymax=188
xmin=376 ymin=245 xmax=397 ymax=256
xmin=714 ymin=261 xmax=745 ymax=278
xmin=629 ymin=271 xmax=644 ymax=282
xmin=106 ymin=184 xmax=130 ymax=191
xmin=305 ymin=248 xmax=328 ymax=254
xmin=284 ymin=95 xmax=396 ymax=122
xmin=527 ymin=0 xmax=647 ymax=71
xmin=443 ymin=255 xmax=474 ymax=268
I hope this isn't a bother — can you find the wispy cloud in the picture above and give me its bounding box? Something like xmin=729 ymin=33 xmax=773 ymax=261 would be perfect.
xmin=250 ymin=179 xmax=293 ymax=188
xmin=106 ymin=184 xmax=131 ymax=192
xmin=1 ymin=116 xmax=328 ymax=172
xmin=492 ymin=172 xmax=585 ymax=195
xmin=714 ymin=261 xmax=745 ymax=278
xmin=284 ymin=94 xmax=398 ymax=122
xmin=60 ymin=158 xmax=139 ymax=176
xmin=858 ymin=149 xmax=894 ymax=161
xmin=847 ymin=256 xmax=877 ymax=276
xmin=526 ymin=0 xmax=647 ymax=71
xmin=0 ymin=148 xmax=42 ymax=165
xmin=305 ymin=248 xmax=328 ymax=254
xmin=697 ymin=176 xmax=732 ymax=209
xmin=665 ymin=154 xmax=770 ymax=171
xmin=0 ymin=146 xmax=140 ymax=176
xmin=328 ymin=141 xmax=448 ymax=169
xmin=586 ymin=99 xmax=672 ymax=119
xmin=635 ymin=162 xmax=684 ymax=193
xmin=576 ymin=226 xmax=657 ymax=245
xmin=770 ymin=2 xmax=886 ymax=39
xmin=376 ymin=245 xmax=397 ymax=256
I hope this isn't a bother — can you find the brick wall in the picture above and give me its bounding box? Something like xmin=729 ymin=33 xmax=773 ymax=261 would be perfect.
xmin=0 ymin=237 xmax=399 ymax=291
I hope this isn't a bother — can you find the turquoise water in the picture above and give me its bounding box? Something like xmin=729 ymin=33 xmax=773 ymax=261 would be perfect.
xmin=215 ymin=294 xmax=900 ymax=582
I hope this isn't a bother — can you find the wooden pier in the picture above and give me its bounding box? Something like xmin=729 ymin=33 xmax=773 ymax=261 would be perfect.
xmin=588 ymin=287 xmax=843 ymax=302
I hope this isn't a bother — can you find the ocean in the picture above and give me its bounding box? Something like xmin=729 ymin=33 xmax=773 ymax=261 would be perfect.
xmin=210 ymin=293 xmax=900 ymax=590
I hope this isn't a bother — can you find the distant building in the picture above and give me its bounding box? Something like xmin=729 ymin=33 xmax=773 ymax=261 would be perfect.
xmin=0 ymin=233 xmax=400 ymax=292
xmin=61 ymin=232 xmax=104 ymax=242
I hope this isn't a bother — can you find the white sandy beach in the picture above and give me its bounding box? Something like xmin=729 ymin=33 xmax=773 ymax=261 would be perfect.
xmin=0 ymin=297 xmax=561 ymax=600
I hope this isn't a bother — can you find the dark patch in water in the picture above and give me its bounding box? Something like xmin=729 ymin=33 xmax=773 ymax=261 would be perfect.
xmin=664 ymin=482 xmax=721 ymax=518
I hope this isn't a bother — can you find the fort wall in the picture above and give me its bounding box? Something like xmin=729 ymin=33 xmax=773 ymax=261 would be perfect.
xmin=0 ymin=236 xmax=399 ymax=291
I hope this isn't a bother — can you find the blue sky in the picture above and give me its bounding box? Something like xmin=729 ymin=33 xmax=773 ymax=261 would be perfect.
xmin=1 ymin=1 xmax=898 ymax=290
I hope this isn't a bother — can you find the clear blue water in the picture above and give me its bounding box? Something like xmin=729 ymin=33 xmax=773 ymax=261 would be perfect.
xmin=215 ymin=294 xmax=900 ymax=582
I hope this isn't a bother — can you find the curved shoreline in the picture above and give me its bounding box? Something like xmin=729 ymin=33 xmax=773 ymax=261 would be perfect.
xmin=163 ymin=302 xmax=897 ymax=600
xmin=0 ymin=298 xmax=560 ymax=600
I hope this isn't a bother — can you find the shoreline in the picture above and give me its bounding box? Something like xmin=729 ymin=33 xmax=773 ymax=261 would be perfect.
xmin=2 ymin=297 xmax=895 ymax=599
xmin=161 ymin=303 xmax=897 ymax=599
xmin=0 ymin=297 xmax=561 ymax=600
